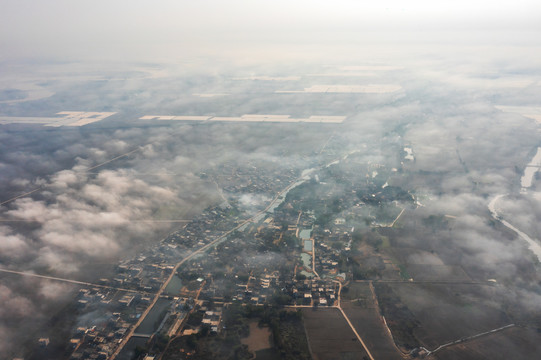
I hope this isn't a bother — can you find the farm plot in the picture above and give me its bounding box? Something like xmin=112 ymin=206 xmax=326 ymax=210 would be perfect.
xmin=342 ymin=282 xmax=404 ymax=359
xmin=302 ymin=308 xmax=370 ymax=360
xmin=383 ymin=283 xmax=510 ymax=350
xmin=386 ymin=248 xmax=471 ymax=281
xmin=404 ymin=264 xmax=471 ymax=282
xmin=434 ymin=326 xmax=541 ymax=360
xmin=241 ymin=321 xmax=272 ymax=353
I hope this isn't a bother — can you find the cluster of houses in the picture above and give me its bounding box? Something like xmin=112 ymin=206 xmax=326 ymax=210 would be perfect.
xmin=41 ymin=158 xmax=395 ymax=360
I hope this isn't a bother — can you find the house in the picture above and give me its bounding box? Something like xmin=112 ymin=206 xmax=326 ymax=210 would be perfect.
xmin=38 ymin=338 xmax=50 ymax=348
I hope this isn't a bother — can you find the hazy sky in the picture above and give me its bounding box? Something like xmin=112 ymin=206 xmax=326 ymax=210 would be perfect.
xmin=1 ymin=0 xmax=540 ymax=62
xmin=2 ymin=1 xmax=541 ymax=358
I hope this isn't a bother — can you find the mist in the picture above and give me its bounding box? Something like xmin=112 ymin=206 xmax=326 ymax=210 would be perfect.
xmin=1 ymin=1 xmax=541 ymax=359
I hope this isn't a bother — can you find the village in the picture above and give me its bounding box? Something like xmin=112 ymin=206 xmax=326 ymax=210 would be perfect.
xmin=37 ymin=152 xmax=410 ymax=360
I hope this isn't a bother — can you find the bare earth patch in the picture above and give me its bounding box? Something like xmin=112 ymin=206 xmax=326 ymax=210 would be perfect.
xmin=241 ymin=321 xmax=272 ymax=353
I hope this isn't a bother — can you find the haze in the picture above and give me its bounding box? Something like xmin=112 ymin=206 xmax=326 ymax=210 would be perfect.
xmin=1 ymin=1 xmax=541 ymax=360
xmin=1 ymin=0 xmax=540 ymax=62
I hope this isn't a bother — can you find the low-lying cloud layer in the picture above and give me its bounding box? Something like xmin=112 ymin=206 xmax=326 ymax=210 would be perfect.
xmin=0 ymin=34 xmax=541 ymax=356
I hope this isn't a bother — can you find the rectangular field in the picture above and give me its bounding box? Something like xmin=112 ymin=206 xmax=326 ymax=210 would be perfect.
xmin=382 ymin=283 xmax=510 ymax=350
xmin=434 ymin=326 xmax=541 ymax=360
xmin=302 ymin=307 xmax=370 ymax=360
xmin=241 ymin=321 xmax=272 ymax=353
xmin=0 ymin=111 xmax=116 ymax=127
xmin=404 ymin=264 xmax=471 ymax=282
xmin=342 ymin=282 xmax=404 ymax=359
xmin=277 ymin=84 xmax=402 ymax=94
xmin=140 ymin=114 xmax=345 ymax=123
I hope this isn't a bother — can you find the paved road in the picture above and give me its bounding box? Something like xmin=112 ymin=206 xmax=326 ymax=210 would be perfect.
xmin=355 ymin=279 xmax=489 ymax=285
xmin=333 ymin=280 xmax=376 ymax=360
xmin=284 ymin=281 xmax=375 ymax=360
xmin=425 ymin=324 xmax=515 ymax=356
xmin=0 ymin=268 xmax=156 ymax=296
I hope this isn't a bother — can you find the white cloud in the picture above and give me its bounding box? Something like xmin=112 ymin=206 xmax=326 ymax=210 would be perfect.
xmin=0 ymin=226 xmax=29 ymax=259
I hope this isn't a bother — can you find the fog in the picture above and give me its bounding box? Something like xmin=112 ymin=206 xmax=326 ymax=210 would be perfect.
xmin=1 ymin=1 xmax=540 ymax=62
xmin=1 ymin=1 xmax=541 ymax=358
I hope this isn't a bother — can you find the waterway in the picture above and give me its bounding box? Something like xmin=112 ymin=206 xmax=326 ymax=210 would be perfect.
xmin=521 ymin=147 xmax=541 ymax=191
xmin=164 ymin=274 xmax=183 ymax=296
xmin=486 ymin=147 xmax=541 ymax=262
xmin=266 ymin=178 xmax=309 ymax=214
xmin=299 ymin=228 xmax=312 ymax=240
xmin=116 ymin=337 xmax=148 ymax=360
xmin=304 ymin=240 xmax=313 ymax=252
xmin=489 ymin=195 xmax=541 ymax=262
xmin=135 ymin=297 xmax=172 ymax=335
xmin=245 ymin=160 xmax=345 ymax=226
xmin=301 ymin=253 xmax=312 ymax=268
xmin=241 ymin=174 xmax=314 ymax=231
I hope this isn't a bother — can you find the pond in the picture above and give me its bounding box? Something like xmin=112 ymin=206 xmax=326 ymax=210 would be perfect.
xmin=116 ymin=337 xmax=149 ymax=360
xmin=299 ymin=228 xmax=312 ymax=240
xmin=164 ymin=274 xmax=183 ymax=296
xmin=135 ymin=298 xmax=172 ymax=335
xmin=301 ymin=253 xmax=311 ymax=268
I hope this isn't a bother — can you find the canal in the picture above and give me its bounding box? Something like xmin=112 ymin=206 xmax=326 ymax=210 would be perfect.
xmin=135 ymin=297 xmax=172 ymax=335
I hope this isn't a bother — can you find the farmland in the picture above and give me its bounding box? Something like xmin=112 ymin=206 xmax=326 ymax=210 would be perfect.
xmin=341 ymin=282 xmax=403 ymax=359
xmin=302 ymin=308 xmax=371 ymax=360
xmin=433 ymin=326 xmax=541 ymax=360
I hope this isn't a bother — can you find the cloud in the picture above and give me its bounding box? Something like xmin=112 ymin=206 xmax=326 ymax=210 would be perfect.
xmin=2 ymin=165 xmax=203 ymax=274
xmin=0 ymin=278 xmax=75 ymax=354
xmin=238 ymin=193 xmax=271 ymax=214
xmin=0 ymin=37 xmax=541 ymax=356
xmin=0 ymin=226 xmax=29 ymax=259
xmin=0 ymin=284 xmax=34 ymax=318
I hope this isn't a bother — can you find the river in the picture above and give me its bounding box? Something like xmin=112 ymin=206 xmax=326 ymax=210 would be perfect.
xmin=489 ymin=195 xmax=541 ymax=262
xmin=164 ymin=274 xmax=183 ymax=296
xmin=520 ymin=147 xmax=541 ymax=192
xmin=260 ymin=159 xmax=344 ymax=218
xmin=116 ymin=337 xmax=149 ymax=360
xmin=135 ymin=297 xmax=172 ymax=335
xmin=487 ymin=147 xmax=541 ymax=262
